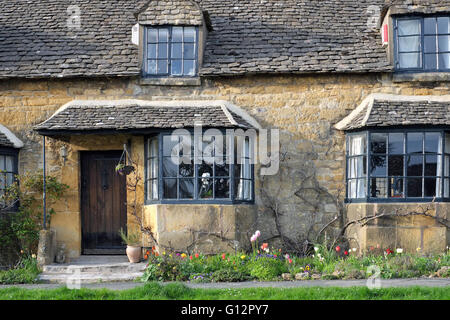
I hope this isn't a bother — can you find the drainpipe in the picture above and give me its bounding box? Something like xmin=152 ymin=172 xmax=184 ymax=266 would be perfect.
xmin=43 ymin=136 xmax=47 ymax=230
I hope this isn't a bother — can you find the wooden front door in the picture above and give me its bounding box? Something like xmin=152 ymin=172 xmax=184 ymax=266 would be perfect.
xmin=81 ymin=151 xmax=127 ymax=255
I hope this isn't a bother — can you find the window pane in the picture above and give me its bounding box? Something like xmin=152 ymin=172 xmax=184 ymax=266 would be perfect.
xmin=425 ymin=155 xmax=437 ymax=176
xmin=407 ymin=155 xmax=423 ymax=176
xmin=407 ymin=132 xmax=423 ymax=153
xmin=148 ymin=179 xmax=158 ymax=200
xmin=179 ymin=162 xmax=194 ymax=177
xmin=348 ymin=134 xmax=366 ymax=156
xmin=370 ymin=178 xmax=387 ymax=198
xmin=0 ymin=156 xmax=3 ymax=170
xmin=158 ymin=43 xmax=168 ymax=59
xmin=445 ymin=178 xmax=449 ymax=198
xmin=445 ymin=155 xmax=450 ymax=176
xmin=148 ymin=29 xmax=158 ymax=43
xmin=179 ymin=178 xmax=194 ymax=199
xmin=370 ymin=156 xmax=386 ymax=176
xmin=425 ymin=53 xmax=437 ymax=70
xmin=199 ymin=161 xmax=213 ymax=177
xmin=163 ymin=179 xmax=177 ymax=199
xmin=438 ymin=35 xmax=450 ymax=52
xmin=5 ymin=156 xmax=13 ymax=172
xmin=424 ymin=178 xmax=437 ymax=197
xmin=348 ymin=156 xmax=366 ymax=178
xmin=184 ymin=27 xmax=196 ymax=42
xmin=171 ymin=60 xmax=182 ymax=75
xmin=398 ymin=53 xmax=421 ymax=68
xmin=389 ymin=133 xmax=404 ymax=154
xmin=158 ymin=28 xmax=169 ymax=42
xmin=424 ymin=17 xmax=436 ymax=35
xmin=388 ymin=155 xmax=404 ymax=176
xmin=235 ymin=179 xmax=252 ymax=200
xmin=425 ymin=132 xmax=441 ymax=153
xmin=424 ymin=35 xmax=437 ymax=53
xmin=147 ymin=60 xmax=157 ymax=74
xmin=438 ymin=53 xmax=450 ymax=69
xmin=371 ymin=133 xmax=387 ymax=153
xmin=389 ymin=177 xmax=404 ymax=198
xmin=157 ymin=60 xmax=168 ymax=74
xmin=215 ymin=160 xmax=230 ymax=176
xmin=198 ymin=178 xmax=213 ymax=198
xmin=398 ymin=36 xmax=421 ymax=52
xmin=172 ymin=27 xmax=183 ymax=42
xmin=437 ymin=17 xmax=450 ymax=34
xmin=183 ymin=60 xmax=195 ymax=76
xmin=184 ymin=43 xmax=195 ymax=59
xmin=147 ymin=44 xmax=157 ymax=59
xmin=398 ymin=19 xmax=421 ymax=36
xmin=171 ymin=42 xmax=182 ymax=59
xmin=215 ymin=178 xmax=230 ymax=199
xmin=163 ymin=135 xmax=179 ymax=156
xmin=163 ymin=157 xmax=177 ymax=177
xmin=407 ymin=178 xmax=422 ymax=197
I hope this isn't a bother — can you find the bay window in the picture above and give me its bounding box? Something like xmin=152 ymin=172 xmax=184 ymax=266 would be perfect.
xmin=145 ymin=131 xmax=254 ymax=203
xmin=346 ymin=130 xmax=450 ymax=202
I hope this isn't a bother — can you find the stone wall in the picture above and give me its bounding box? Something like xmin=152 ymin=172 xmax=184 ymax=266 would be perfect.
xmin=1 ymin=73 xmax=449 ymax=257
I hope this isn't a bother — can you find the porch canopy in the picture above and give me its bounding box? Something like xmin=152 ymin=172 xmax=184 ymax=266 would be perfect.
xmin=335 ymin=93 xmax=450 ymax=131
xmin=34 ymin=99 xmax=261 ymax=136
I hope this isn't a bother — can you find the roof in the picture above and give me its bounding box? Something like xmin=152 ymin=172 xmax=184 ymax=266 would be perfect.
xmin=34 ymin=100 xmax=261 ymax=135
xmin=0 ymin=124 xmax=24 ymax=148
xmin=335 ymin=94 xmax=450 ymax=131
xmin=0 ymin=0 xmax=394 ymax=79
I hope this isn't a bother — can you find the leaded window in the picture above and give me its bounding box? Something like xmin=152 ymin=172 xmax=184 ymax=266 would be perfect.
xmin=0 ymin=150 xmax=18 ymax=208
xmin=346 ymin=130 xmax=450 ymax=202
xmin=143 ymin=26 xmax=198 ymax=77
xmin=145 ymin=132 xmax=254 ymax=203
xmin=395 ymin=16 xmax=450 ymax=71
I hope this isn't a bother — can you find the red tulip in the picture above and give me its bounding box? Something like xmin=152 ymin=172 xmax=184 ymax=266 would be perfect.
xmin=344 ymin=251 xmax=348 ymax=256
xmin=222 ymin=253 xmax=226 ymax=260
xmin=195 ymin=253 xmax=199 ymax=258
xmin=335 ymin=246 xmax=341 ymax=252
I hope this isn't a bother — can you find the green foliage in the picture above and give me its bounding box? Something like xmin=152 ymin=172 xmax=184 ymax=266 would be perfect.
xmin=0 ymin=171 xmax=68 ymax=263
xmin=0 ymin=255 xmax=40 ymax=284
xmin=247 ymin=257 xmax=287 ymax=281
xmin=118 ymin=228 xmax=141 ymax=246
xmin=210 ymin=269 xmax=252 ymax=282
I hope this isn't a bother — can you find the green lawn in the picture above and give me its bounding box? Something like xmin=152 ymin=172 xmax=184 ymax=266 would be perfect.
xmin=0 ymin=283 xmax=449 ymax=300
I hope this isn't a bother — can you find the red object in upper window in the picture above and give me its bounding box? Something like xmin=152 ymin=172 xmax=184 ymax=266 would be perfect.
xmin=382 ymin=24 xmax=389 ymax=45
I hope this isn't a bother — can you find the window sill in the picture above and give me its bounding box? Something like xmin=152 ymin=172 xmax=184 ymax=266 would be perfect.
xmin=139 ymin=77 xmax=201 ymax=86
xmin=393 ymin=72 xmax=450 ymax=83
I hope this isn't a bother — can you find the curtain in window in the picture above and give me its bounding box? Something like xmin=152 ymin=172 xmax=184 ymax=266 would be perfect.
xmin=237 ymin=138 xmax=252 ymax=200
xmin=445 ymin=134 xmax=450 ymax=197
xmin=148 ymin=138 xmax=159 ymax=200
xmin=436 ymin=136 xmax=443 ymax=197
xmin=348 ymin=135 xmax=366 ymax=198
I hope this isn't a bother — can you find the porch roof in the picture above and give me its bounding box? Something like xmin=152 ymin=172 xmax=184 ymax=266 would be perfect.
xmin=34 ymin=99 xmax=261 ymax=136
xmin=334 ymin=94 xmax=450 ymax=131
xmin=0 ymin=124 xmax=24 ymax=148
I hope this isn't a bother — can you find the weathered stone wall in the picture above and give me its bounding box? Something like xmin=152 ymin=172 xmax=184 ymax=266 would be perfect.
xmin=346 ymin=203 xmax=450 ymax=255
xmin=1 ymin=73 xmax=449 ymax=257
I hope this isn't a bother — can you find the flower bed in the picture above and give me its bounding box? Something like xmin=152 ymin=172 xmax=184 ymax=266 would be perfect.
xmin=142 ymin=234 xmax=450 ymax=283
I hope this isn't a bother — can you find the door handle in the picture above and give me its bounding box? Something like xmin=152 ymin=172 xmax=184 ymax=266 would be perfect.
xmin=102 ymin=169 xmax=109 ymax=190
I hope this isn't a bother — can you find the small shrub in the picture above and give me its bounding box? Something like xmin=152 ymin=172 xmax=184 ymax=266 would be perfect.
xmin=211 ymin=269 xmax=252 ymax=282
xmin=0 ymin=256 xmax=40 ymax=284
xmin=247 ymin=256 xmax=287 ymax=281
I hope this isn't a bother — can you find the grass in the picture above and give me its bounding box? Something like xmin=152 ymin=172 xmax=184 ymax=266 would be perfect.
xmin=0 ymin=283 xmax=449 ymax=300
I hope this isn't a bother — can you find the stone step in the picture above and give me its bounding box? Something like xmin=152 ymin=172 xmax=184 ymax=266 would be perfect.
xmin=42 ymin=262 xmax=147 ymax=274
xmin=38 ymin=271 xmax=145 ymax=284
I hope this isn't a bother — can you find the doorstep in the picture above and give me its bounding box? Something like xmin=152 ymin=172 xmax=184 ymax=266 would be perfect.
xmin=37 ymin=255 xmax=147 ymax=284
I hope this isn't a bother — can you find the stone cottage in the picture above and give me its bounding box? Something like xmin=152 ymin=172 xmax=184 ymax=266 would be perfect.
xmin=0 ymin=0 xmax=449 ymax=260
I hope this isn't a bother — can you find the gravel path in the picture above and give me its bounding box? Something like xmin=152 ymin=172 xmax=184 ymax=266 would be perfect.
xmin=0 ymin=278 xmax=449 ymax=291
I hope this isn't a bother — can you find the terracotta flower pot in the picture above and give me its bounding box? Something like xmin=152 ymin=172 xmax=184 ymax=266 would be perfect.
xmin=126 ymin=245 xmax=141 ymax=263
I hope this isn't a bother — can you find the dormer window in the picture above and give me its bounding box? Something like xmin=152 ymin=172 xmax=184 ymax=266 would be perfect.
xmin=395 ymin=16 xmax=450 ymax=72
xmin=143 ymin=26 xmax=198 ymax=77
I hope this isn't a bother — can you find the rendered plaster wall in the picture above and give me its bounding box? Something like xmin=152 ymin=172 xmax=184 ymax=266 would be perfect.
xmin=1 ymin=73 xmax=450 ymax=257
xmin=346 ymin=203 xmax=450 ymax=255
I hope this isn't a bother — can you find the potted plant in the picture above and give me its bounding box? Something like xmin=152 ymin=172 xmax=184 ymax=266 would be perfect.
xmin=119 ymin=228 xmax=142 ymax=263
xmin=115 ymin=163 xmax=135 ymax=176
